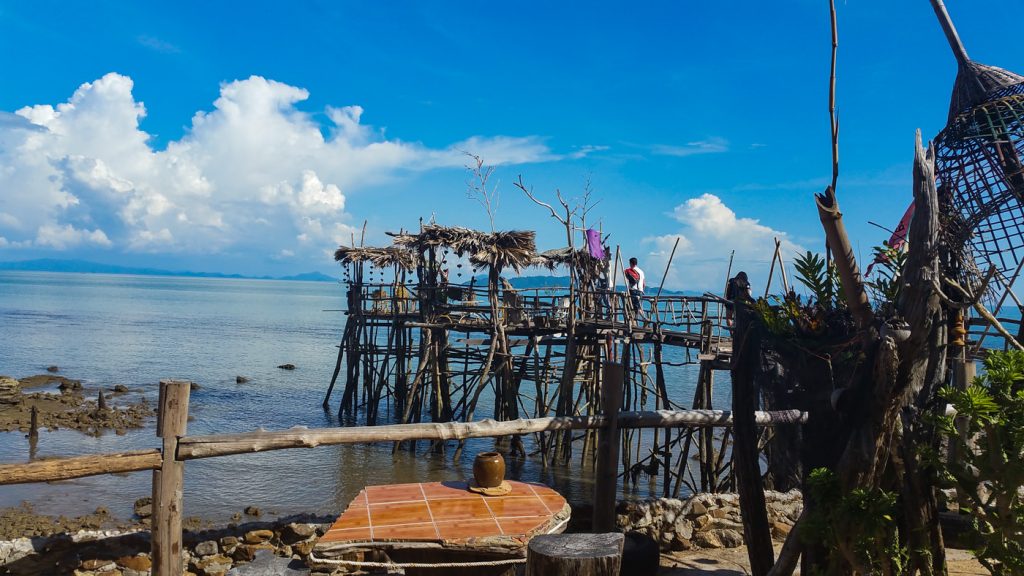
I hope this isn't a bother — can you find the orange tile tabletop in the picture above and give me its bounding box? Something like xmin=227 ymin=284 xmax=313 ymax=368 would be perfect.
xmin=319 ymin=480 xmax=570 ymax=544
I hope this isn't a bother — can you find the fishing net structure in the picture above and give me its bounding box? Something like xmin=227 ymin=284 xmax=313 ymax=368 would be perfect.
xmin=931 ymin=2 xmax=1024 ymax=311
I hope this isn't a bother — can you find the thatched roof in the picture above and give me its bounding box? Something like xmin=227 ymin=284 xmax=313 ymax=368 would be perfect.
xmin=532 ymin=247 xmax=606 ymax=278
xmin=334 ymin=246 xmax=418 ymax=271
xmin=391 ymin=224 xmax=537 ymax=271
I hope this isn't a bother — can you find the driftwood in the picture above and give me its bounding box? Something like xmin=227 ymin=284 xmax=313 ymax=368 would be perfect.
xmin=176 ymin=410 xmax=809 ymax=460
xmin=0 ymin=450 xmax=161 ymax=485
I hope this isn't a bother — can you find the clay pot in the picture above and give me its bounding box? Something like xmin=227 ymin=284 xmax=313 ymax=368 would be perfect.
xmin=473 ymin=452 xmax=505 ymax=488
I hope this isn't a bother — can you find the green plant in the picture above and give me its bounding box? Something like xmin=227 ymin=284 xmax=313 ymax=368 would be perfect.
xmin=866 ymin=245 xmax=909 ymax=313
xmin=794 ymin=251 xmax=841 ymax=309
xmin=933 ymin=350 xmax=1024 ymax=574
xmin=803 ymin=468 xmax=908 ymax=575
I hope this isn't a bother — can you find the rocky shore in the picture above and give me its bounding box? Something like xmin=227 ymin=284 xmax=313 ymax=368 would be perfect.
xmin=0 ymin=373 xmax=153 ymax=436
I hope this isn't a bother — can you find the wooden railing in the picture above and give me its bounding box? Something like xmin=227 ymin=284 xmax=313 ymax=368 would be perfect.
xmin=0 ymin=378 xmax=807 ymax=576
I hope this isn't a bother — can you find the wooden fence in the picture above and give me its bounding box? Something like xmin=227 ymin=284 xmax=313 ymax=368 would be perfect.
xmin=0 ymin=377 xmax=807 ymax=576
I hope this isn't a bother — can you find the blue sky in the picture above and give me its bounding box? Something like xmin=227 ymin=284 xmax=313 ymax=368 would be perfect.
xmin=2 ymin=1 xmax=1022 ymax=289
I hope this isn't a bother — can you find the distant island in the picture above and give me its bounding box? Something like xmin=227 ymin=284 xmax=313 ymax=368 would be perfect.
xmin=0 ymin=259 xmax=704 ymax=294
xmin=0 ymin=258 xmax=339 ymax=283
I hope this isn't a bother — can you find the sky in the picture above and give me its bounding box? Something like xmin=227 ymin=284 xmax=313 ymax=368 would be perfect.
xmin=1 ymin=1 xmax=1023 ymax=291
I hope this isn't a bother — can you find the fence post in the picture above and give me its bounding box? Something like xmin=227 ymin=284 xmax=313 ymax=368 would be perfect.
xmin=152 ymin=380 xmax=190 ymax=576
xmin=592 ymin=362 xmax=623 ymax=532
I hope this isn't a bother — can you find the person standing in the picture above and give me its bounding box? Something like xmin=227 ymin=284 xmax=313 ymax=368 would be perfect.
xmin=624 ymin=257 xmax=647 ymax=319
xmin=725 ymin=271 xmax=752 ymax=326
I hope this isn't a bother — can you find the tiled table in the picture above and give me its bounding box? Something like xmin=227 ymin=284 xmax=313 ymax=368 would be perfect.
xmin=311 ymin=480 xmax=570 ymax=573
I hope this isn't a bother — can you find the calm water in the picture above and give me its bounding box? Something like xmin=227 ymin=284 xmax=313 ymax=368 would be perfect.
xmin=0 ymin=271 xmax=708 ymax=522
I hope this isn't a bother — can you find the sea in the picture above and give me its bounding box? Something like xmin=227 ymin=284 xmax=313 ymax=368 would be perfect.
xmin=0 ymin=271 xmax=709 ymax=523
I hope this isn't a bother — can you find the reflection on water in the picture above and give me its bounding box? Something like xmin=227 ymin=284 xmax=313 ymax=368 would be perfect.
xmin=0 ymin=271 xmax=709 ymax=522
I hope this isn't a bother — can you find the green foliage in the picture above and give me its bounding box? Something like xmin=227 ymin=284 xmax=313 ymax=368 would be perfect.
xmin=866 ymin=245 xmax=909 ymax=314
xmin=803 ymin=468 xmax=908 ymax=575
xmin=752 ymin=297 xmax=795 ymax=337
xmin=794 ymin=251 xmax=834 ymax=307
xmin=933 ymin=350 xmax=1024 ymax=574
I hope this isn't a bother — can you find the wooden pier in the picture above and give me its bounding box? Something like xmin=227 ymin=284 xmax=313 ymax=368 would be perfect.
xmin=324 ymin=224 xmax=756 ymax=497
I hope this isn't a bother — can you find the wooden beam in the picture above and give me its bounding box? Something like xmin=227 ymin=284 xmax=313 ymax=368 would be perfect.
xmin=152 ymin=380 xmax=190 ymax=576
xmin=731 ymin=303 xmax=774 ymax=576
xmin=593 ymin=363 xmax=624 ymax=532
xmin=176 ymin=410 xmax=808 ymax=460
xmin=0 ymin=450 xmax=160 ymax=485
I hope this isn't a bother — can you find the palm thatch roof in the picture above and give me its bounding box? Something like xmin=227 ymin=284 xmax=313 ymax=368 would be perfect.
xmin=391 ymin=224 xmax=537 ymax=271
xmin=532 ymin=247 xmax=606 ymax=278
xmin=334 ymin=246 xmax=418 ymax=271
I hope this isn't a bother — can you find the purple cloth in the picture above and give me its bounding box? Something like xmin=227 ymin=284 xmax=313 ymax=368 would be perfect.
xmin=586 ymin=228 xmax=604 ymax=259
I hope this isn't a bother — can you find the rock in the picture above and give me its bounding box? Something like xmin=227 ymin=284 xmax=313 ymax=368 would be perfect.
xmin=133 ymin=497 xmax=152 ymax=519
xmin=0 ymin=376 xmax=21 ymax=404
xmin=232 ymin=543 xmax=274 ymax=563
xmin=243 ymin=506 xmax=261 ymax=517
xmin=693 ymin=514 xmax=712 ymax=530
xmin=227 ymin=549 xmax=308 ymax=575
xmin=710 ymin=508 xmax=730 ymax=519
xmin=243 ymin=529 xmax=274 ymax=544
xmin=81 ymin=558 xmax=117 ymax=571
xmin=235 ymin=376 xmax=249 ymax=384
xmin=190 ymin=382 xmax=201 ymax=391
xmin=116 ymin=555 xmax=152 ymax=571
xmin=280 ymin=523 xmax=315 ymax=544
xmin=772 ymin=521 xmax=792 ymax=539
xmin=693 ymin=530 xmax=723 ymax=549
xmin=688 ymin=500 xmax=708 ymax=517
xmin=673 ymin=518 xmax=694 ymax=540
xmin=194 ymin=540 xmax=219 ymax=557
xmin=291 ymin=540 xmax=315 ymax=557
xmin=220 ymin=536 xmax=239 ymax=548
xmin=276 ymin=364 xmax=296 ymax=370
xmin=113 ymin=385 xmax=129 ymax=393
xmin=59 ymin=379 xmax=82 ymax=393
xmin=47 ymin=366 xmax=60 ymax=373
xmin=712 ymin=528 xmax=744 ymax=548
xmin=193 ymin=554 xmax=233 ymax=576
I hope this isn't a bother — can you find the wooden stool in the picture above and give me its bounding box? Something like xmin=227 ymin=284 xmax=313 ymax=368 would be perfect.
xmin=526 ymin=533 xmax=624 ymax=576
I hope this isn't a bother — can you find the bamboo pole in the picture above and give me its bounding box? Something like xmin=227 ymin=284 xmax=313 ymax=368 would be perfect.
xmin=152 ymin=380 xmax=190 ymax=576
xmin=0 ymin=450 xmax=161 ymax=485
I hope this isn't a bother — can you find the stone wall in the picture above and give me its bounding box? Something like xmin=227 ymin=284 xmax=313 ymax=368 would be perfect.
xmin=615 ymin=490 xmax=803 ymax=552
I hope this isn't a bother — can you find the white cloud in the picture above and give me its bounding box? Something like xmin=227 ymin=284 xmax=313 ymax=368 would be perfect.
xmin=35 ymin=223 xmax=111 ymax=249
xmin=0 ymin=73 xmax=556 ymax=259
xmin=643 ymin=193 xmax=805 ymax=292
xmin=650 ymin=137 xmax=728 ymax=157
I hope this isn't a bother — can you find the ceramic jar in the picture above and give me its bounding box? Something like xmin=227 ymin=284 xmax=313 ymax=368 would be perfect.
xmin=473 ymin=452 xmax=505 ymax=488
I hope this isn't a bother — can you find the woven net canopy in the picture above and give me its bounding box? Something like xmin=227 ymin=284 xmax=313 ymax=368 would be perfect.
xmin=932 ymin=0 xmax=1024 ymax=291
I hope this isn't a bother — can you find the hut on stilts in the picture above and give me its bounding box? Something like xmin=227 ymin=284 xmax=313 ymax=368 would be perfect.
xmin=322 ymin=216 xmax=749 ymax=497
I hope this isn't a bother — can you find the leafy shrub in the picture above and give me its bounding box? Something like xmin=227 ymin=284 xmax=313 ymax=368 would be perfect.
xmin=933 ymin=350 xmax=1024 ymax=574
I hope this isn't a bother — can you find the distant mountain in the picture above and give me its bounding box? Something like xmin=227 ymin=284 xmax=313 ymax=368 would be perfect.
xmin=0 ymin=259 xmax=338 ymax=282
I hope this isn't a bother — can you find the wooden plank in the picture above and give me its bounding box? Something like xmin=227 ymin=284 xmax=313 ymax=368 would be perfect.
xmin=152 ymin=380 xmax=190 ymax=576
xmin=0 ymin=450 xmax=161 ymax=485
